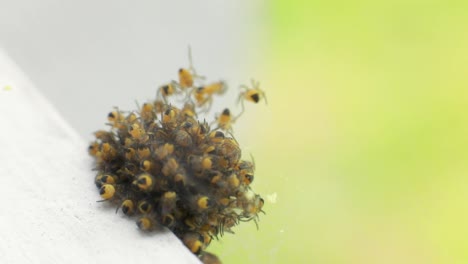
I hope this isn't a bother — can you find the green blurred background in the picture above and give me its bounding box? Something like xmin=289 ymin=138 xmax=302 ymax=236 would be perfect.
xmin=211 ymin=0 xmax=468 ymax=263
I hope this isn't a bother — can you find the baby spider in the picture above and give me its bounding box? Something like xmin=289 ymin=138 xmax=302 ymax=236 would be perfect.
xmin=237 ymin=79 xmax=267 ymax=117
xmin=192 ymin=81 xmax=227 ymax=112
xmin=178 ymin=46 xmax=205 ymax=90
xmin=210 ymin=108 xmax=241 ymax=133
xmin=157 ymin=81 xmax=179 ymax=102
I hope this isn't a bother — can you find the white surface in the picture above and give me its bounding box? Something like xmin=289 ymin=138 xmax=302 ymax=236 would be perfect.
xmin=0 ymin=49 xmax=201 ymax=263
xmin=0 ymin=0 xmax=268 ymax=138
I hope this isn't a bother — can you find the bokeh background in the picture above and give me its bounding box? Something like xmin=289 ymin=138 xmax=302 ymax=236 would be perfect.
xmin=212 ymin=0 xmax=468 ymax=263
xmin=2 ymin=0 xmax=468 ymax=263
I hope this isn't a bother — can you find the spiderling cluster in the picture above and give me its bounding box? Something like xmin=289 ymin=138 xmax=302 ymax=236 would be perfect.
xmin=88 ymin=49 xmax=266 ymax=264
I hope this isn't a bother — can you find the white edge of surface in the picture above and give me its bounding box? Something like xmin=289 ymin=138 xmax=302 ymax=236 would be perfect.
xmin=0 ymin=48 xmax=201 ymax=264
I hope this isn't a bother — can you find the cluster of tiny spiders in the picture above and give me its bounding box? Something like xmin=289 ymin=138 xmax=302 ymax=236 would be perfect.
xmin=88 ymin=49 xmax=266 ymax=264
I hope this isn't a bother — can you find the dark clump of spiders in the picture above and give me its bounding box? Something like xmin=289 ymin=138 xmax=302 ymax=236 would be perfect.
xmin=88 ymin=49 xmax=266 ymax=264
